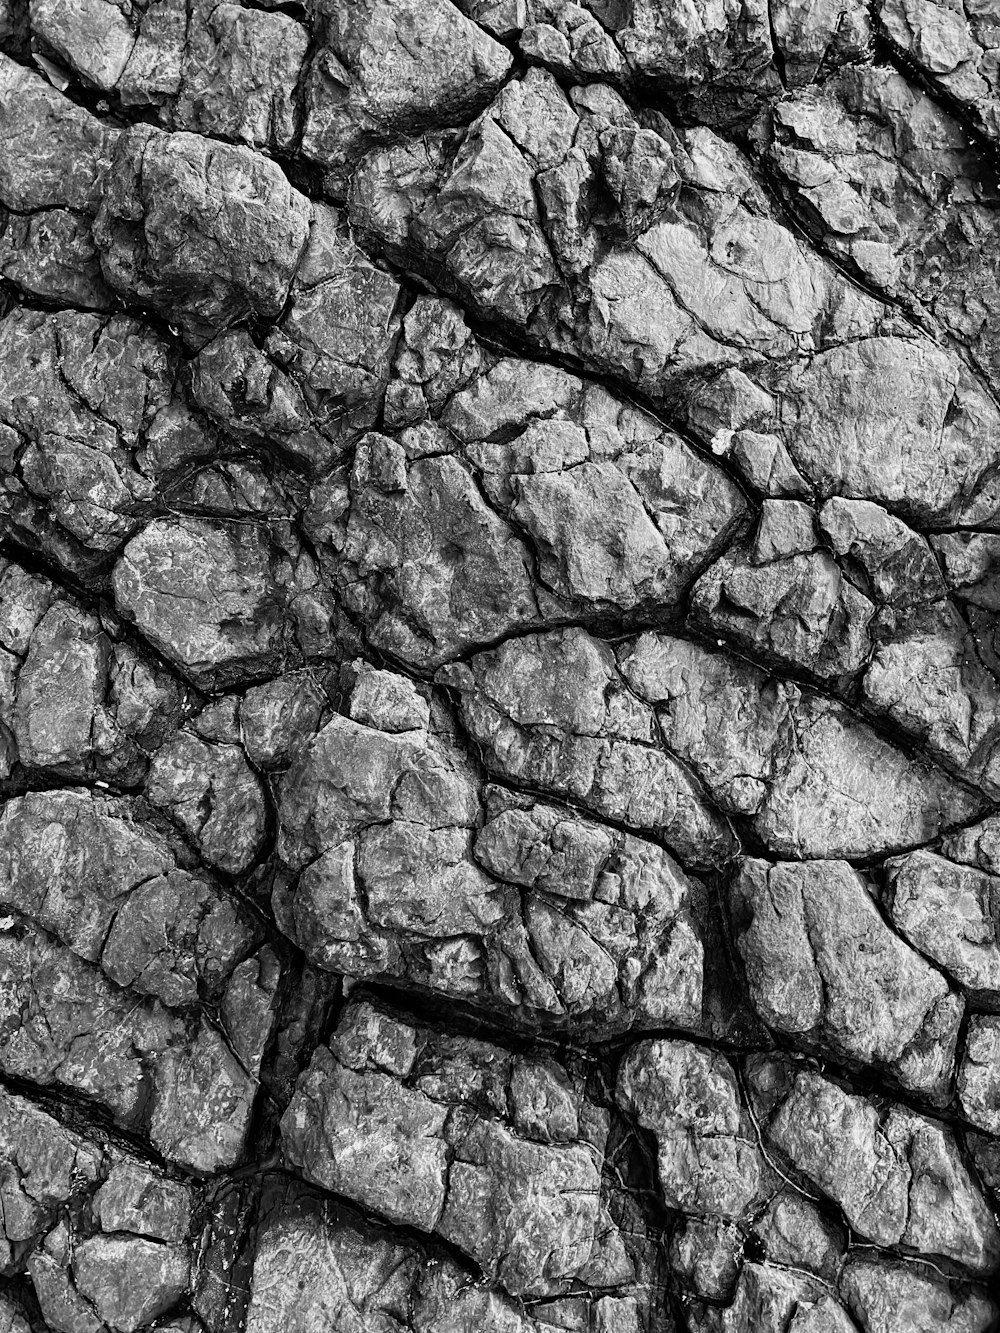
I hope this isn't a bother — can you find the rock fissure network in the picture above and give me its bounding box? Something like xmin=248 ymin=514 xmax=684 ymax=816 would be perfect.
xmin=0 ymin=0 xmax=999 ymax=1329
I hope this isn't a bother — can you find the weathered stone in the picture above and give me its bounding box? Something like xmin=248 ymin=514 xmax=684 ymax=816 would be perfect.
xmin=712 ymin=1264 xmax=858 ymax=1333
xmin=173 ymin=1 xmax=309 ymax=150
xmin=113 ymin=517 xmax=329 ymax=690
xmin=0 ymin=787 xmax=259 ymax=1005
xmin=617 ymin=1039 xmax=768 ymax=1221
xmin=226 ymin=204 xmax=405 ymax=474
xmin=281 ymin=998 xmax=634 ymax=1300
xmin=146 ymin=729 xmax=269 ymax=875
xmin=958 ymin=1015 xmax=1000 ymax=1135
xmin=730 ymin=858 xmax=962 ymax=1098
xmin=0 ymin=308 xmax=173 ymax=575
xmin=246 ymin=1180 xmax=645 ymax=1333
xmin=2 ymin=2 xmax=999 ymax=1321
xmin=885 ymin=850 xmax=1000 ymax=1001
xmin=0 ymin=54 xmax=115 ymax=212
xmin=274 ymin=667 xmax=709 ymax=1033
xmin=775 ymin=338 xmax=1000 ymax=528
xmin=840 ymin=1255 xmax=997 ymax=1333
xmin=442 ymin=628 xmax=737 ymax=870
xmin=620 ymin=631 xmax=982 ymax=858
xmin=93 ymin=1162 xmax=192 ymax=1244
xmin=303 ymin=0 xmax=513 ymax=194
xmin=772 ymin=0 xmax=872 ymax=84
xmin=0 ymin=917 xmax=261 ymax=1172
xmin=761 ymin=66 xmax=1000 ymax=388
xmin=315 ymin=305 xmax=746 ymax=664
xmin=691 ymin=502 xmax=874 ymax=679
xmin=349 ymin=68 xmax=885 ymax=409
xmin=879 ymin=0 xmax=1000 ymax=142
xmin=94 ymin=127 xmax=311 ymax=346
xmin=0 ymin=207 xmax=112 ymax=309
xmin=670 ymin=1218 xmax=742 ymax=1301
xmin=0 ymin=1084 xmax=198 ymax=1330
xmin=30 ymin=0 xmax=137 ymax=90
xmin=190 ymin=210 xmax=402 ymax=475
xmin=757 ymin=1063 xmax=1000 ymax=1275
xmin=72 ymin=1235 xmax=190 ymax=1333
xmin=239 ymin=669 xmax=331 ymax=770
xmin=751 ymin=1192 xmax=844 ymax=1281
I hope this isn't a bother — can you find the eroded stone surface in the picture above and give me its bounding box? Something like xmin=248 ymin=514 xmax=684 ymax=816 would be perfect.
xmin=0 ymin=1086 xmax=198 ymax=1330
xmin=274 ymin=663 xmax=710 ymax=1034
xmin=281 ymin=997 xmax=638 ymax=1301
xmin=730 ymin=857 xmax=962 ymax=1099
xmin=0 ymin=8 xmax=998 ymax=1331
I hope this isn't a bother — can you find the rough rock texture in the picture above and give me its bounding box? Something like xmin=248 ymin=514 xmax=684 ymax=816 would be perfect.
xmin=0 ymin=5 xmax=999 ymax=1332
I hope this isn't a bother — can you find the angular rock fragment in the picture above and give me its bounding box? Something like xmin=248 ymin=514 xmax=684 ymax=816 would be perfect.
xmin=942 ymin=809 xmax=1000 ymax=872
xmin=247 ymin=1178 xmax=648 ymax=1333
xmin=730 ymin=857 xmax=962 ymax=1098
xmin=583 ymin=0 xmax=780 ymax=122
xmin=275 ymin=663 xmax=710 ymax=1032
xmin=442 ymin=628 xmax=737 ymax=869
xmin=0 ymin=54 xmax=114 ymax=213
xmin=774 ymin=337 xmax=1000 ymax=528
xmin=94 ymin=126 xmax=312 ymax=346
xmin=79 ymin=0 xmax=310 ymax=153
xmin=190 ymin=210 xmax=403 ymax=475
xmin=691 ymin=499 xmax=874 ymax=680
xmin=958 ymin=1016 xmax=1000 ymax=1135
xmin=281 ymin=997 xmax=637 ymax=1300
xmin=239 ymin=669 xmax=332 ymax=770
xmin=620 ymin=631 xmax=982 ymax=857
xmin=30 ymin=0 xmax=138 ymax=91
xmin=145 ymin=726 xmax=269 ymax=876
xmin=750 ymin=1191 xmax=844 ymax=1282
xmin=302 ymin=0 xmax=513 ymax=194
xmin=0 ymin=787 xmax=261 ymax=1006
xmin=878 ymin=0 xmax=1000 ymax=141
xmin=309 ymin=298 xmax=747 ymax=665
xmin=840 ymin=1256 xmax=998 ymax=1333
xmin=0 ymin=787 xmax=277 ymax=1171
xmin=617 ymin=1038 xmax=770 ymax=1220
xmin=0 ymin=919 xmax=263 ymax=1170
xmin=0 ymin=560 xmax=191 ymax=785
xmin=885 ymin=849 xmax=1000 ymax=1002
xmin=0 ymin=1086 xmax=197 ymax=1331
xmin=771 ymin=0 xmax=872 ymax=84
xmin=670 ymin=1217 xmax=743 ymax=1301
xmin=752 ymin=1061 xmax=1000 ymax=1276
xmin=467 ymin=0 xmax=787 ymax=124
xmin=113 ymin=516 xmax=335 ymax=690
xmin=761 ymin=66 xmax=1000 ymax=387
xmin=703 ymin=1263 xmax=858 ymax=1333
xmin=0 ymin=207 xmax=113 ymax=309
xmin=349 ymin=68 xmax=885 ymax=408
xmin=170 ymin=1 xmax=310 ymax=150
xmin=0 ymin=308 xmax=177 ymax=576
xmin=310 ymin=432 xmax=551 ymax=665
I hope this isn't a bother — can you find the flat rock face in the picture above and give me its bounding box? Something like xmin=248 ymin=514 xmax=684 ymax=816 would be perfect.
xmin=0 ymin=5 xmax=999 ymax=1333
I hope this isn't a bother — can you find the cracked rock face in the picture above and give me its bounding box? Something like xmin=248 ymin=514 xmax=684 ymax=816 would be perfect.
xmin=0 ymin=3 xmax=998 ymax=1332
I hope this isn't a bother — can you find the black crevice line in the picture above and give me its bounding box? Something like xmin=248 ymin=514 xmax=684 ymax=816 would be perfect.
xmin=0 ymin=1067 xmax=199 ymax=1182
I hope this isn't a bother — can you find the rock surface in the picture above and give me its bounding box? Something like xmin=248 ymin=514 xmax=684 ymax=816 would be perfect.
xmin=0 ymin=7 xmax=997 ymax=1333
